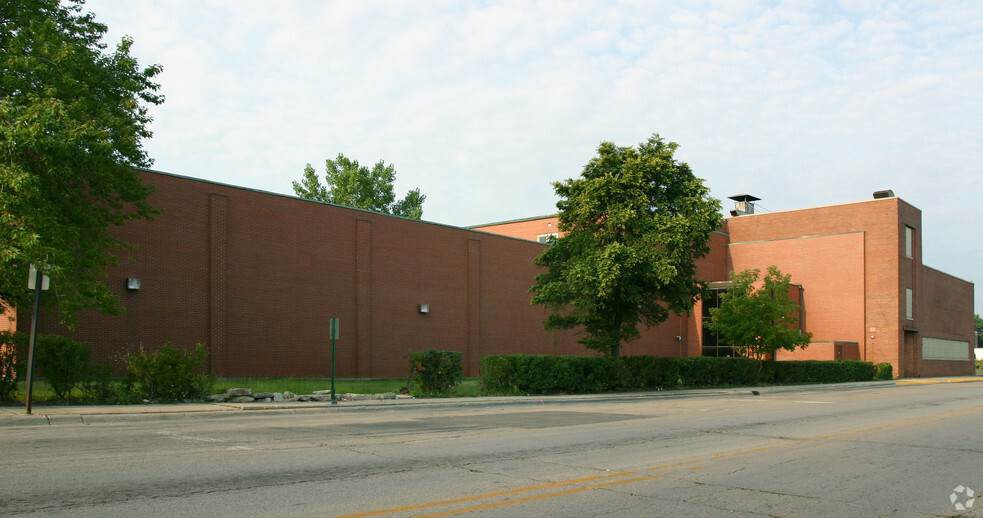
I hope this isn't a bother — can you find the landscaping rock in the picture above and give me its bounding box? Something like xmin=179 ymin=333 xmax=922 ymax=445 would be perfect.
xmin=210 ymin=388 xmax=403 ymax=404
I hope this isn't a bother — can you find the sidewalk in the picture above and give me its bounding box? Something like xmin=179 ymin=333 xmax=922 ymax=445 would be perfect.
xmin=2 ymin=377 xmax=979 ymax=427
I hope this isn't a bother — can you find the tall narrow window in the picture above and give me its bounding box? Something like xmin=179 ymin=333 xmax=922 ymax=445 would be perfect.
xmin=905 ymin=226 xmax=914 ymax=259
xmin=905 ymin=288 xmax=913 ymax=320
xmin=702 ymin=288 xmax=735 ymax=357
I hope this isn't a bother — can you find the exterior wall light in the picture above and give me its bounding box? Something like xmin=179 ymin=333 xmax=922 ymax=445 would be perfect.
xmin=418 ymin=303 xmax=430 ymax=314
xmin=126 ymin=277 xmax=141 ymax=291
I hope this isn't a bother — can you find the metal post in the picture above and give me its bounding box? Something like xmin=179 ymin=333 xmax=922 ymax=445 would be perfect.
xmin=25 ymin=268 xmax=43 ymax=415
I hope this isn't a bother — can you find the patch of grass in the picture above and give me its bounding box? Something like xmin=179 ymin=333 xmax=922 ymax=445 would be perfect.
xmin=2 ymin=378 xmax=487 ymax=405
xmin=2 ymin=380 xmax=78 ymax=405
xmin=447 ymin=379 xmax=482 ymax=397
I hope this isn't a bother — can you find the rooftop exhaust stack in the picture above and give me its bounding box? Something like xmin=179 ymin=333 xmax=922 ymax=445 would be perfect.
xmin=728 ymin=194 xmax=760 ymax=216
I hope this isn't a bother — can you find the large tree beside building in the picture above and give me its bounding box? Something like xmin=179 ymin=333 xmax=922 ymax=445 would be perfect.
xmin=0 ymin=0 xmax=163 ymax=322
xmin=293 ymin=153 xmax=426 ymax=219
xmin=530 ymin=134 xmax=722 ymax=357
xmin=976 ymin=314 xmax=982 ymax=348
xmin=706 ymin=266 xmax=812 ymax=360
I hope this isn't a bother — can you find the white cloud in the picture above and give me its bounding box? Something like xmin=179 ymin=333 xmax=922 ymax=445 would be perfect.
xmin=84 ymin=0 xmax=983 ymax=311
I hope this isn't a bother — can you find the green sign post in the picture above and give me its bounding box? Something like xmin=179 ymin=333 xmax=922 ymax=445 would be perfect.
xmin=330 ymin=318 xmax=339 ymax=405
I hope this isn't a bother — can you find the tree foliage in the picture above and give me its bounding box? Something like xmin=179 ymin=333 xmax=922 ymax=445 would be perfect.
xmin=975 ymin=314 xmax=982 ymax=348
xmin=0 ymin=0 xmax=162 ymax=321
xmin=530 ymin=134 xmax=722 ymax=357
xmin=707 ymin=266 xmax=812 ymax=360
xmin=293 ymin=153 xmax=426 ymax=219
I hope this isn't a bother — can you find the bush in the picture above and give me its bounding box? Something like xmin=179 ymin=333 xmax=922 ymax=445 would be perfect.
xmin=34 ymin=334 xmax=92 ymax=399
xmin=621 ymin=356 xmax=684 ymax=390
xmin=121 ymin=343 xmax=214 ymax=402
xmin=479 ymin=354 xmax=621 ymax=394
xmin=679 ymin=356 xmax=763 ymax=387
xmin=80 ymin=364 xmax=124 ymax=402
xmin=0 ymin=332 xmax=23 ymax=402
xmin=408 ymin=349 xmax=463 ymax=395
xmin=765 ymin=360 xmax=875 ymax=384
xmin=480 ymin=354 xmax=880 ymax=395
xmin=874 ymin=362 xmax=894 ymax=380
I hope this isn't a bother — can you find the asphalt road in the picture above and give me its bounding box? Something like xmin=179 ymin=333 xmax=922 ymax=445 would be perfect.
xmin=2 ymin=380 xmax=983 ymax=517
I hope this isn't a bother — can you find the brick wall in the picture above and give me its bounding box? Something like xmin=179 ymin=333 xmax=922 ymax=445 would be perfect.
xmin=30 ymin=171 xmax=591 ymax=378
xmin=471 ymin=216 xmax=560 ymax=243
xmin=22 ymin=172 xmax=973 ymax=379
xmin=916 ymin=265 xmax=975 ymax=376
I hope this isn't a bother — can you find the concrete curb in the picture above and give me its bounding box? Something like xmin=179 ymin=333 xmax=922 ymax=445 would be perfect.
xmin=0 ymin=377 xmax=977 ymax=427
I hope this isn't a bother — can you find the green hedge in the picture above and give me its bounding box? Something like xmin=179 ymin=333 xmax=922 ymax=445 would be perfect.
xmin=479 ymin=355 xmax=622 ymax=394
xmin=480 ymin=354 xmax=878 ymax=395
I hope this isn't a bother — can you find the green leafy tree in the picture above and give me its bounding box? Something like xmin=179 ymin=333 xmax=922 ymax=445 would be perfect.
xmin=530 ymin=134 xmax=722 ymax=357
xmin=293 ymin=153 xmax=426 ymax=219
xmin=707 ymin=266 xmax=812 ymax=360
xmin=975 ymin=314 xmax=982 ymax=348
xmin=0 ymin=0 xmax=162 ymax=321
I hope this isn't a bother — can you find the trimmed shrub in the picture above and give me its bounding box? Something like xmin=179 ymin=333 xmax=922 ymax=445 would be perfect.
xmin=408 ymin=349 xmax=463 ymax=395
xmin=621 ymin=356 xmax=684 ymax=390
xmin=0 ymin=332 xmax=23 ymax=401
xmin=34 ymin=334 xmax=92 ymax=399
xmin=480 ymin=354 xmax=879 ymax=395
xmin=479 ymin=354 xmax=621 ymax=395
xmin=874 ymin=362 xmax=894 ymax=380
xmin=679 ymin=356 xmax=762 ymax=387
xmin=121 ymin=343 xmax=214 ymax=402
xmin=765 ymin=359 xmax=875 ymax=384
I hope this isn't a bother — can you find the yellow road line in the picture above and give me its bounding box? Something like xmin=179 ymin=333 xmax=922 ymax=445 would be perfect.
xmin=412 ymin=474 xmax=671 ymax=518
xmin=334 ymin=472 xmax=635 ymax=518
xmin=337 ymin=402 xmax=983 ymax=517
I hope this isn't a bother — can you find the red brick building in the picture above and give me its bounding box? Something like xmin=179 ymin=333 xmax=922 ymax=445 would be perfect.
xmin=475 ymin=192 xmax=976 ymax=377
xmin=21 ymin=171 xmax=975 ymax=378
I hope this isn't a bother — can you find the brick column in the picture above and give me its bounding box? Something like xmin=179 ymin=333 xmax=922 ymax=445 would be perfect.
xmin=208 ymin=193 xmax=228 ymax=375
xmin=467 ymin=238 xmax=481 ymax=376
xmin=356 ymin=219 xmax=373 ymax=377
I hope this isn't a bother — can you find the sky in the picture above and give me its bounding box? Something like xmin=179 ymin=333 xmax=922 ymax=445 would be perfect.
xmin=82 ymin=0 xmax=982 ymax=313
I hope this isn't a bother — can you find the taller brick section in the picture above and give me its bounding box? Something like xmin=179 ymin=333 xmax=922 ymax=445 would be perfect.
xmin=725 ymin=196 xmax=974 ymax=377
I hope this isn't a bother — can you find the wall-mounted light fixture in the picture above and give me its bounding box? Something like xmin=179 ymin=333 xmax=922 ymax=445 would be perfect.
xmin=418 ymin=303 xmax=430 ymax=314
xmin=126 ymin=277 xmax=141 ymax=291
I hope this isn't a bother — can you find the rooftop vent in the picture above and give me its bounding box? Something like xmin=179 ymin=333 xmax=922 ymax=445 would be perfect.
xmin=873 ymin=190 xmax=895 ymax=199
xmin=728 ymin=194 xmax=760 ymax=216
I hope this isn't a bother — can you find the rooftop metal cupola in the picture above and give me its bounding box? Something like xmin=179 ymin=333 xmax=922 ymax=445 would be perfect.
xmin=728 ymin=194 xmax=760 ymax=216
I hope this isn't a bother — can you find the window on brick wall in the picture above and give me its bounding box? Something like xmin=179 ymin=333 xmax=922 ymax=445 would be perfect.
xmin=905 ymin=226 xmax=914 ymax=259
xmin=906 ymin=288 xmax=914 ymax=320
xmin=537 ymin=233 xmax=558 ymax=244
xmin=702 ymin=288 xmax=736 ymax=357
